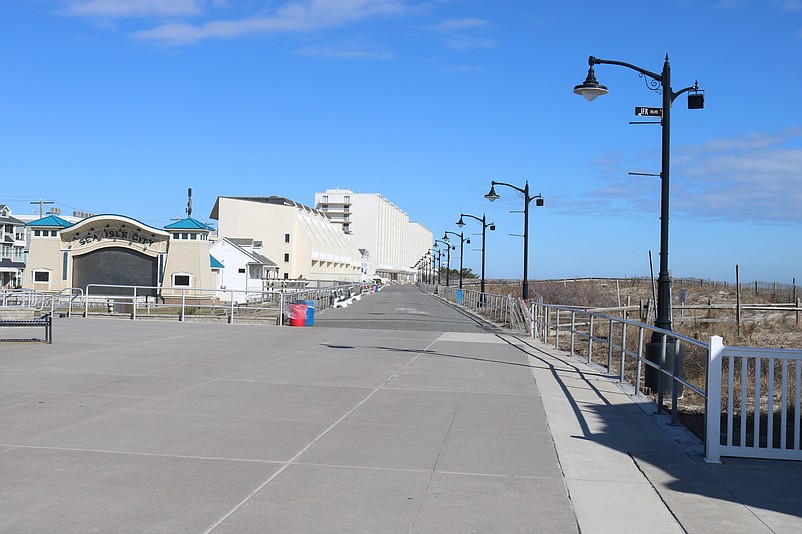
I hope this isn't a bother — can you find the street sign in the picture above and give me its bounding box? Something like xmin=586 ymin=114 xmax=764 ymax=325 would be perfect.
xmin=635 ymin=106 xmax=663 ymax=117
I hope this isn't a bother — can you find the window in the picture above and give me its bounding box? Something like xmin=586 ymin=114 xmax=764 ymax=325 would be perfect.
xmin=34 ymin=271 xmax=50 ymax=282
xmin=50 ymin=230 xmax=58 ymax=237
xmin=174 ymin=274 xmax=190 ymax=286
xmin=173 ymin=233 xmax=180 ymax=239
xmin=283 ymin=272 xmax=289 ymax=280
xmin=182 ymin=233 xmax=189 ymax=240
xmin=284 ymin=233 xmax=290 ymax=243
xmin=238 ymin=268 xmax=246 ymax=274
xmin=284 ymin=253 xmax=290 ymax=263
xmin=343 ymin=195 xmax=350 ymax=203
xmin=34 ymin=230 xmax=41 ymax=237
xmin=190 ymin=233 xmax=197 ymax=240
xmin=322 ymin=195 xmax=328 ymax=202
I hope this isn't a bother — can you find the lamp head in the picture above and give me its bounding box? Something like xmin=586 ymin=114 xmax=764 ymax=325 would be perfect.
xmin=573 ymin=64 xmax=608 ymax=102
xmin=489 ymin=224 xmax=496 ymax=231
xmin=484 ymin=184 xmax=500 ymax=202
xmin=442 ymin=232 xmax=449 ymax=241
xmin=536 ymin=197 xmax=544 ymax=207
xmin=466 ymin=238 xmax=471 ymax=245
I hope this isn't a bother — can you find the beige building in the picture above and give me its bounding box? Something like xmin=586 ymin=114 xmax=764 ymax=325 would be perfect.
xmin=25 ymin=214 xmax=215 ymax=298
xmin=210 ymin=196 xmax=363 ymax=283
xmin=314 ymin=189 xmax=432 ymax=281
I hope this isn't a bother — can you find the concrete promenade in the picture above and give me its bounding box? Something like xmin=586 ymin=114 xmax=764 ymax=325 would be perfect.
xmin=1 ymin=286 xmax=801 ymax=532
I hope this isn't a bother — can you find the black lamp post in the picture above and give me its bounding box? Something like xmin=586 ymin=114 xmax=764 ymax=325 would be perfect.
xmin=484 ymin=181 xmax=543 ymax=300
xmin=456 ymin=213 xmax=494 ymax=296
xmin=432 ymin=247 xmax=443 ymax=284
xmin=434 ymin=239 xmax=453 ymax=287
xmin=574 ymin=54 xmax=703 ymax=390
xmin=443 ymin=231 xmax=470 ymax=289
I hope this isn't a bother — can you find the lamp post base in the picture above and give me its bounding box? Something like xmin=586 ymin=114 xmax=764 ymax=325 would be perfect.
xmin=644 ymin=340 xmax=684 ymax=398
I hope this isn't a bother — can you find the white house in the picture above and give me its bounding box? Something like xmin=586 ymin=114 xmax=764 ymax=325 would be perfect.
xmin=209 ymin=237 xmax=278 ymax=302
xmin=0 ymin=205 xmax=26 ymax=288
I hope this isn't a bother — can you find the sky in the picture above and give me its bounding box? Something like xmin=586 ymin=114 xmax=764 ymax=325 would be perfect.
xmin=2 ymin=0 xmax=801 ymax=284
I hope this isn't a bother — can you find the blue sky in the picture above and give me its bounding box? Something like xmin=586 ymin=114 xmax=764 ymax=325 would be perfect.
xmin=2 ymin=0 xmax=801 ymax=284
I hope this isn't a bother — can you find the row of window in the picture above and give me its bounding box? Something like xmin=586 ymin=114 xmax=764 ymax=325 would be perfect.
xmin=33 ymin=230 xmax=59 ymax=237
xmin=172 ymin=233 xmax=208 ymax=240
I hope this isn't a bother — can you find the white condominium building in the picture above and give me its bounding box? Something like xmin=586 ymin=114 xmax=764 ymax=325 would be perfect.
xmin=314 ymin=189 xmax=432 ymax=281
xmin=210 ymin=196 xmax=363 ymax=283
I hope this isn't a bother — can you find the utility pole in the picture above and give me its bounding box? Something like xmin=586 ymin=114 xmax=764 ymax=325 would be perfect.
xmin=30 ymin=198 xmax=54 ymax=218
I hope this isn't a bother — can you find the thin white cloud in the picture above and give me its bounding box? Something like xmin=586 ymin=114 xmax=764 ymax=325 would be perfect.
xmin=578 ymin=128 xmax=802 ymax=224
xmin=426 ymin=16 xmax=495 ymax=51
xmin=61 ymin=0 xmax=208 ymax=18
xmin=131 ymin=0 xmax=411 ymax=45
xmin=429 ymin=17 xmax=489 ymax=32
xmin=296 ymin=45 xmax=394 ymax=60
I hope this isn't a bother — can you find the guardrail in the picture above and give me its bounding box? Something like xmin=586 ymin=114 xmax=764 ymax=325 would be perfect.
xmin=418 ymin=283 xmax=530 ymax=332
xmin=80 ymin=283 xmax=375 ymax=325
xmin=531 ymin=300 xmax=802 ymax=463
xmin=3 ymin=283 xmax=376 ymax=325
xmin=532 ymin=300 xmax=707 ymax=425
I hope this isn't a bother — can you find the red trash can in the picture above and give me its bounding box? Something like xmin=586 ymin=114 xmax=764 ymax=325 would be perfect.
xmin=288 ymin=302 xmax=308 ymax=327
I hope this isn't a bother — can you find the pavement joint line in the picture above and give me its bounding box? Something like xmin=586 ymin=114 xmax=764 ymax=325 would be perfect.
xmin=288 ymin=462 xmax=554 ymax=480
xmin=202 ymin=337 xmax=440 ymax=534
xmin=408 ymin=354 xmax=475 ymax=532
xmin=0 ymin=443 xmax=287 ymax=464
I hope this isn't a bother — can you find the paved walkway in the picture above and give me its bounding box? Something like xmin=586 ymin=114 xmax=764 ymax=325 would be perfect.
xmin=1 ymin=288 xmax=801 ymax=532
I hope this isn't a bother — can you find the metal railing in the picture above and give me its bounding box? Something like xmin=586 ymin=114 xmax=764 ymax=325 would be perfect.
xmin=420 ymin=283 xmax=530 ymax=332
xmin=531 ymin=300 xmax=802 ymax=463
xmin=79 ymin=283 xmax=374 ymax=325
xmin=531 ymin=301 xmax=707 ymax=425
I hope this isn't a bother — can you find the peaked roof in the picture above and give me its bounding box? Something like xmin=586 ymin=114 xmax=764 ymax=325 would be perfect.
xmin=164 ymin=217 xmax=215 ymax=231
xmin=210 ymin=237 xmax=278 ymax=268
xmin=26 ymin=215 xmax=73 ymax=228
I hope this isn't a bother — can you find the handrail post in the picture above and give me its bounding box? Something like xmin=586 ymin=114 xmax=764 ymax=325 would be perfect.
xmin=671 ymin=338 xmax=681 ymax=424
xmin=619 ymin=322 xmax=627 ymax=383
xmin=132 ymin=286 xmax=137 ymax=320
xmin=570 ymin=311 xmax=576 ymax=356
xmin=636 ymin=326 xmax=644 ymax=394
xmin=181 ymin=289 xmax=186 ymax=322
xmin=657 ymin=334 xmax=667 ymax=413
xmin=705 ymin=335 xmax=724 ymax=463
xmin=588 ymin=316 xmax=594 ymax=364
xmin=230 ymin=292 xmax=235 ymax=324
xmin=607 ymin=318 xmax=614 ymax=372
xmin=554 ymin=308 xmax=560 ymax=349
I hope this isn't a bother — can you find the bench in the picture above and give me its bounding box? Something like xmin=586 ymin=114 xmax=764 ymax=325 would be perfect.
xmin=0 ymin=313 xmax=53 ymax=343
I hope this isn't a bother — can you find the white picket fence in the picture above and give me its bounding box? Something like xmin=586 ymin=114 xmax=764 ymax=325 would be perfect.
xmin=706 ymin=336 xmax=802 ymax=463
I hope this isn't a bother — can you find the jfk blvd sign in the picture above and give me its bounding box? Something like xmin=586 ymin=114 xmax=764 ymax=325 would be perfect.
xmin=635 ymin=106 xmax=663 ymax=118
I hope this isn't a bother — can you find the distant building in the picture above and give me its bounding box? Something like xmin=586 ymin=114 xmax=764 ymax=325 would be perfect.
xmin=0 ymin=205 xmax=26 ymax=288
xmin=210 ymin=196 xmax=363 ymax=283
xmin=313 ymin=189 xmax=432 ymax=281
xmin=209 ymin=237 xmax=279 ymax=302
xmin=24 ymin=214 xmax=216 ymax=299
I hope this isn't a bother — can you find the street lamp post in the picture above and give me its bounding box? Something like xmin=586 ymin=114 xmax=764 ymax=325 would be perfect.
xmin=443 ymin=231 xmax=470 ymax=289
xmin=574 ymin=54 xmax=703 ymax=391
xmin=456 ymin=213 xmax=495 ymax=296
xmin=433 ymin=248 xmax=443 ymax=284
xmin=434 ymin=239 xmax=453 ymax=287
xmin=484 ymin=181 xmax=543 ymax=300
